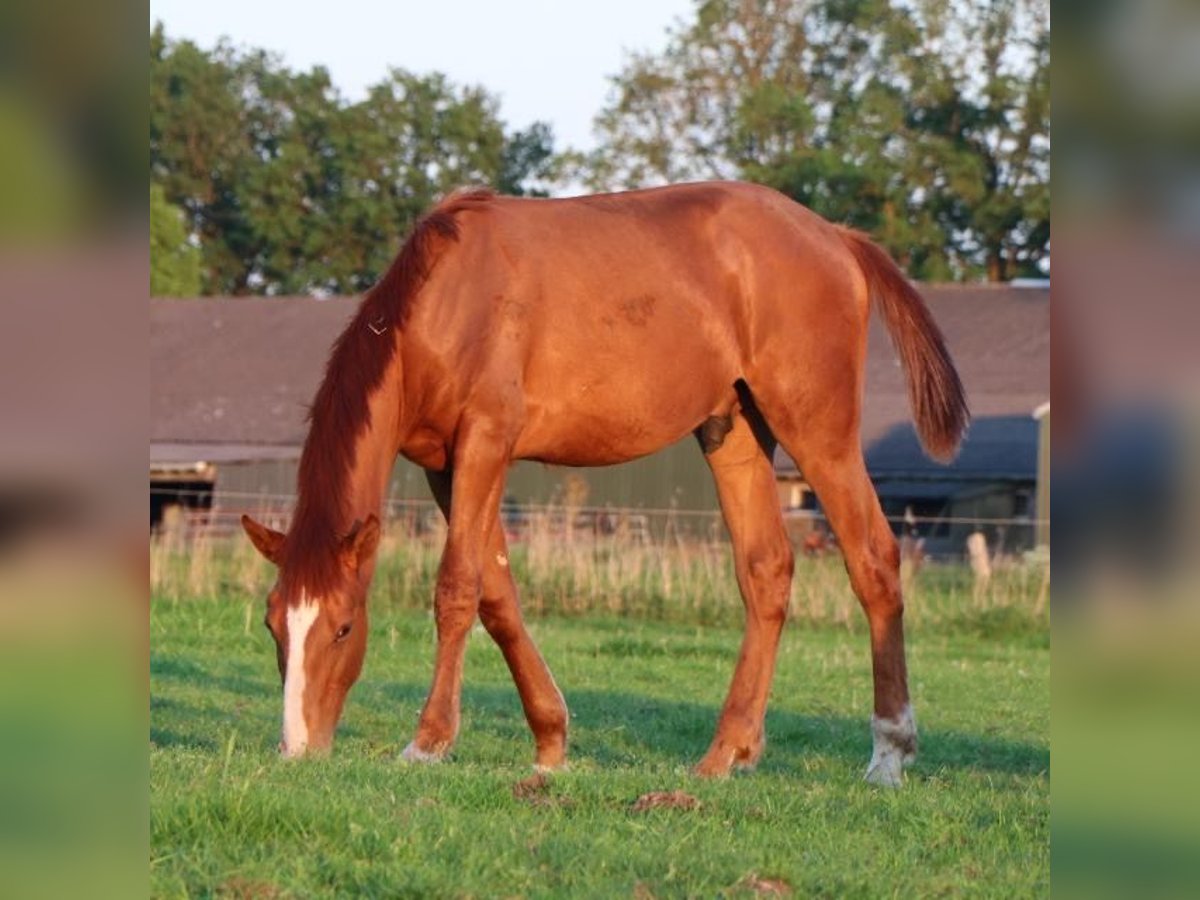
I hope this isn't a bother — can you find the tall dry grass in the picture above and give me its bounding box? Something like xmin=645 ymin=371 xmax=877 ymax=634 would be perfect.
xmin=151 ymin=507 xmax=1049 ymax=635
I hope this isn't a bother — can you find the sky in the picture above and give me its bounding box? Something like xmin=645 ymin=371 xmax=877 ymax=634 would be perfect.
xmin=149 ymin=0 xmax=695 ymax=152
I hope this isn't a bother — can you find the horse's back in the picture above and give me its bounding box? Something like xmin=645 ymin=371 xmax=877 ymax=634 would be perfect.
xmin=480 ymin=181 xmax=864 ymax=349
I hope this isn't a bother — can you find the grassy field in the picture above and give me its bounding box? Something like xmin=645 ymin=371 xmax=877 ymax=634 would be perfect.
xmin=151 ymin=538 xmax=1048 ymax=898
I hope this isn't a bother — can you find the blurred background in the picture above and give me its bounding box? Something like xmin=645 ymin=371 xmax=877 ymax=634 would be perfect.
xmin=1054 ymin=1 xmax=1200 ymax=896
xmin=1 ymin=0 xmax=146 ymax=896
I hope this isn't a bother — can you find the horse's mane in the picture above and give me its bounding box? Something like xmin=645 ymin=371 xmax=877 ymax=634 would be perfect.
xmin=283 ymin=188 xmax=495 ymax=596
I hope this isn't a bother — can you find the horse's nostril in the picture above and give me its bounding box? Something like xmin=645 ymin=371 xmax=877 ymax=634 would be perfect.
xmin=280 ymin=741 xmax=307 ymax=759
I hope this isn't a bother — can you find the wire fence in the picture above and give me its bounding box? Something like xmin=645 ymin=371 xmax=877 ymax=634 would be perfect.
xmin=150 ymin=485 xmax=1048 ymax=564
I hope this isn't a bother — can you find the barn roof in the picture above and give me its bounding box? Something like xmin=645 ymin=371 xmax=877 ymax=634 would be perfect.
xmin=150 ymin=284 xmax=1048 ymax=471
xmin=150 ymin=297 xmax=357 ymax=462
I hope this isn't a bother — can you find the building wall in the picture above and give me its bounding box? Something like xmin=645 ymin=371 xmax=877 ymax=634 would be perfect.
xmin=504 ymin=438 xmax=717 ymax=511
xmin=1036 ymin=409 xmax=1050 ymax=547
xmin=214 ymin=458 xmax=301 ymax=502
xmin=210 ymin=436 xmax=720 ymax=515
xmin=876 ymin=480 xmax=1037 ymax=559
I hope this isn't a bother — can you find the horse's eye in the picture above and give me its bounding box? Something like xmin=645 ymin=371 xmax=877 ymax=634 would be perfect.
xmin=334 ymin=623 xmax=352 ymax=642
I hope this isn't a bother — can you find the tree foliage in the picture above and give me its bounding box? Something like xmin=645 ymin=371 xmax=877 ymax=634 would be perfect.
xmin=150 ymin=23 xmax=555 ymax=295
xmin=584 ymin=0 xmax=1049 ymax=281
xmin=150 ymin=5 xmax=1048 ymax=290
xmin=150 ymin=182 xmax=201 ymax=296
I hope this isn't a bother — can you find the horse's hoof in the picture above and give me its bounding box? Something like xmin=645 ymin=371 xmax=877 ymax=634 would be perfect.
xmin=733 ymin=755 xmax=760 ymax=774
xmin=400 ymin=740 xmax=446 ymax=764
xmin=863 ymin=754 xmax=904 ymax=788
xmin=532 ymin=742 xmax=568 ymax=773
xmin=692 ymin=752 xmax=734 ymax=778
xmin=694 ymin=735 xmax=762 ymax=778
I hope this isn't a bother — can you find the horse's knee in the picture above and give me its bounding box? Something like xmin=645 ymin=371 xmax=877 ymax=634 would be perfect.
xmin=433 ymin=570 xmax=479 ymax=634
xmin=744 ymin=536 xmax=794 ymax=623
xmin=749 ymin=537 xmax=794 ymax=581
xmin=744 ymin=527 xmax=794 ymax=582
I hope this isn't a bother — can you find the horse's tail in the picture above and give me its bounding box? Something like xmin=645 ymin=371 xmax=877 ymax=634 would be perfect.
xmin=837 ymin=227 xmax=969 ymax=462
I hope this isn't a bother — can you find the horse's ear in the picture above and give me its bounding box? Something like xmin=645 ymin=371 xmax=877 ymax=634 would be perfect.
xmin=242 ymin=515 xmax=285 ymax=565
xmin=342 ymin=514 xmax=381 ymax=572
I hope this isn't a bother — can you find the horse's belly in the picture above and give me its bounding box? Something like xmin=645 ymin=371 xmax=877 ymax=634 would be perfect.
xmin=515 ymin=413 xmax=690 ymax=467
xmin=503 ymin=280 xmax=743 ymax=465
xmin=513 ymin=365 xmax=734 ymax=466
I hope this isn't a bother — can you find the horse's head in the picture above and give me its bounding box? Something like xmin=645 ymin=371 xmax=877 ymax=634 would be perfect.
xmin=240 ymin=513 xmax=380 ymax=758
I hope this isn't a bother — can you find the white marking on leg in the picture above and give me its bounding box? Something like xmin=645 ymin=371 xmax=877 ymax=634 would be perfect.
xmin=864 ymin=703 xmax=917 ymax=788
xmin=495 ymin=552 xmax=508 ymax=567
xmin=281 ymin=597 xmax=319 ymax=758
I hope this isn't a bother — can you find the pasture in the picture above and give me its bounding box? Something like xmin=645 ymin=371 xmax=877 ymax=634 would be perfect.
xmin=150 ymin=532 xmax=1049 ymax=897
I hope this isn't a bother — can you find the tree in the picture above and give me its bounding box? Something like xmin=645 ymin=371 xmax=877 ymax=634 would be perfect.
xmin=318 ymin=70 xmax=512 ymax=293
xmin=895 ymin=0 xmax=1050 ymax=280
xmin=150 ymin=182 xmax=201 ymax=296
xmin=584 ymin=0 xmax=1050 ymax=281
xmin=498 ymin=122 xmax=557 ymax=197
xmin=150 ymin=23 xmax=557 ymax=295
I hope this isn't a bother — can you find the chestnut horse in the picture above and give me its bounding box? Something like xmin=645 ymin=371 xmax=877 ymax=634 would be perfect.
xmin=242 ymin=182 xmax=967 ymax=786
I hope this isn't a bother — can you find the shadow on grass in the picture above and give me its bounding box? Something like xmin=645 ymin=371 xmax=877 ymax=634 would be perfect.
xmin=150 ymin=654 xmax=279 ymax=752
xmin=364 ymin=681 xmax=1047 ymax=778
xmin=150 ymin=651 xmax=1047 ymax=778
xmin=149 ymin=696 xmax=218 ymax=751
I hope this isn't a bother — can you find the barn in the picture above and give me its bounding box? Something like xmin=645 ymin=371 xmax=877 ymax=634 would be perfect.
xmin=151 ymin=282 xmax=1048 ymax=553
xmin=774 ymin=282 xmax=1050 ymax=557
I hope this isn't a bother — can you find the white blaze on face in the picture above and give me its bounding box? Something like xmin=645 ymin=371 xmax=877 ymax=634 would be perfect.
xmin=281 ymin=597 xmax=319 ymax=757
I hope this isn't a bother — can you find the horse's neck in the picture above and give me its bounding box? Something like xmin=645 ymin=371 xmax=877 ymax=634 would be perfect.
xmin=297 ymin=362 xmax=403 ymax=536
xmin=344 ymin=372 xmax=404 ymax=521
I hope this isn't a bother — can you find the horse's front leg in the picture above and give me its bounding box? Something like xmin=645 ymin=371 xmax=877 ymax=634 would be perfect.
xmin=422 ymin=469 xmax=569 ymax=770
xmin=402 ymin=425 xmax=510 ymax=763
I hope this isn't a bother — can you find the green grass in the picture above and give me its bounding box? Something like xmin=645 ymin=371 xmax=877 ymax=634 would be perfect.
xmin=151 ymin=583 xmax=1049 ymax=897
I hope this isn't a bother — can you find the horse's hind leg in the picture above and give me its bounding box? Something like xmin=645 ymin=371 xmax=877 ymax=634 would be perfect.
xmin=756 ymin=391 xmax=916 ymax=787
xmin=420 ymin=469 xmax=569 ymax=770
xmin=808 ymin=454 xmax=915 ymax=786
xmin=694 ymin=407 xmax=795 ymax=777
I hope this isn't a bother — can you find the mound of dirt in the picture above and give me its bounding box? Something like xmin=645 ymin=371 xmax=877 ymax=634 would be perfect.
xmin=511 ymin=772 xmax=574 ymax=809
xmin=630 ymin=790 xmax=700 ymax=812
